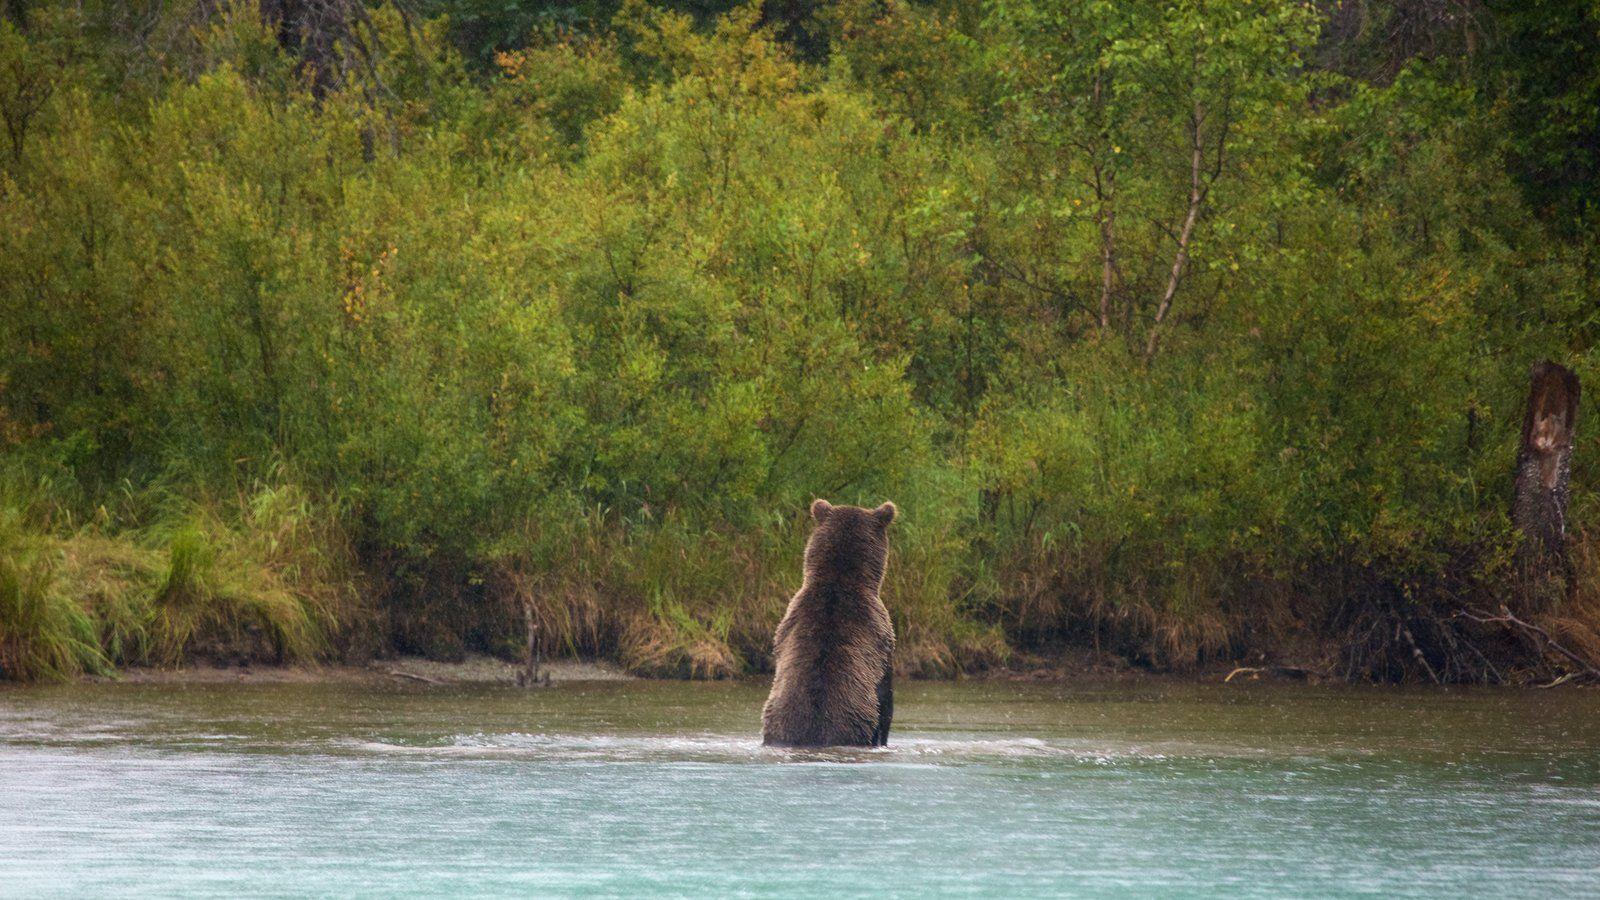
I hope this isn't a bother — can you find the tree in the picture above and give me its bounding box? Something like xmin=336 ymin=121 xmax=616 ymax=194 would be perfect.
xmin=984 ymin=0 xmax=1318 ymax=362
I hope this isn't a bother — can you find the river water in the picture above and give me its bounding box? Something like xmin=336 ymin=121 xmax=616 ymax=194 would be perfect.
xmin=1 ymin=678 xmax=1597 ymax=897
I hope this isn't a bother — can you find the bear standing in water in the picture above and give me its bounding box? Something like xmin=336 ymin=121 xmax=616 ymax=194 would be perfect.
xmin=762 ymin=500 xmax=897 ymax=747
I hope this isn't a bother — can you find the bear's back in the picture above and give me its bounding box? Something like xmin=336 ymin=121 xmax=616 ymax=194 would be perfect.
xmin=762 ymin=581 xmax=892 ymax=747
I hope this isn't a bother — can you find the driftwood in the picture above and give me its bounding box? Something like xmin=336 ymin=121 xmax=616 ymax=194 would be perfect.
xmin=387 ymin=669 xmax=446 ymax=685
xmin=1223 ymin=665 xmax=1322 ymax=683
xmin=1512 ymin=361 xmax=1580 ymax=612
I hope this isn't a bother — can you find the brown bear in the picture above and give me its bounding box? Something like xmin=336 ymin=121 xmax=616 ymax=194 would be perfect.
xmin=761 ymin=499 xmax=897 ymax=748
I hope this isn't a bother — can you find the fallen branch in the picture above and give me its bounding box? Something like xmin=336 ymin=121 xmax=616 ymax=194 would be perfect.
xmin=1224 ymin=665 xmax=1321 ymax=683
xmin=1382 ymin=596 xmax=1440 ymax=684
xmin=388 ymin=669 xmax=446 ymax=685
xmin=1455 ymin=633 xmax=1504 ymax=685
xmin=1399 ymin=619 xmax=1440 ymax=685
xmin=1539 ymin=672 xmax=1578 ymax=690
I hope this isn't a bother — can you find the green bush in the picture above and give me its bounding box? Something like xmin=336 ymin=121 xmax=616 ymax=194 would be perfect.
xmin=1 ymin=0 xmax=1597 ymax=682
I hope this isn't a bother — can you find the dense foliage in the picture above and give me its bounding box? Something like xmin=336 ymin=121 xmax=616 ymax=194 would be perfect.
xmin=2 ymin=0 xmax=1598 ymax=682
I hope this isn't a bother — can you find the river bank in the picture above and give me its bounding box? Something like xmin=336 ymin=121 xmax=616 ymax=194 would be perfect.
xmin=61 ymin=644 xmax=1180 ymax=688
xmin=75 ymin=655 xmax=636 ymax=687
xmin=51 ymin=648 xmax=1561 ymax=689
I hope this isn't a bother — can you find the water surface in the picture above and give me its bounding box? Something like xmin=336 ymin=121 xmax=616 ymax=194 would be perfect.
xmin=2 ymin=678 xmax=1597 ymax=897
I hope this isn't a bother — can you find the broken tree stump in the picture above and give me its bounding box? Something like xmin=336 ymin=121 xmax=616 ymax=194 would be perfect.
xmin=1512 ymin=361 xmax=1580 ymax=612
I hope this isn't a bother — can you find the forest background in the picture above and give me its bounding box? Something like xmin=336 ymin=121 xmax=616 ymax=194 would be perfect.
xmin=3 ymin=0 xmax=1598 ymax=684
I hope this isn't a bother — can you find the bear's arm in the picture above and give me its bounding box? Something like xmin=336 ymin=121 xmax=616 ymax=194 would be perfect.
xmin=873 ymin=663 xmax=893 ymax=747
xmin=771 ymin=603 xmax=798 ymax=653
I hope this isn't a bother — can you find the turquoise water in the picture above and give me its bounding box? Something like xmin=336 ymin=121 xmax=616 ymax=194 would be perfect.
xmin=2 ymin=678 xmax=1597 ymax=897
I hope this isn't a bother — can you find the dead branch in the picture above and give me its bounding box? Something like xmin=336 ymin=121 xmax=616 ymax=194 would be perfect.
xmin=1398 ymin=618 xmax=1440 ymax=684
xmin=1454 ymin=631 xmax=1503 ymax=685
xmin=1378 ymin=593 xmax=1440 ymax=684
xmin=518 ymin=593 xmax=550 ymax=688
xmin=1455 ymin=607 xmax=1600 ymax=680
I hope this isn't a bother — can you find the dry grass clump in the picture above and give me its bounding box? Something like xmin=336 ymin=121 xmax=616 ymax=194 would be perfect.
xmin=483 ymin=507 xmax=1009 ymax=680
xmin=1532 ymin=531 xmax=1600 ymax=674
xmin=982 ymin=532 xmax=1259 ymax=673
xmin=488 ymin=512 xmax=771 ymax=679
xmin=619 ymin=606 xmax=742 ymax=679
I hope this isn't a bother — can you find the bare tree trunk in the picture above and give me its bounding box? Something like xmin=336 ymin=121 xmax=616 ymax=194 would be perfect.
xmin=1512 ymin=361 xmax=1580 ymax=613
xmin=1144 ymin=104 xmax=1207 ymax=364
xmin=1097 ymin=168 xmax=1116 ymax=332
xmin=1091 ymin=69 xmax=1116 ymax=333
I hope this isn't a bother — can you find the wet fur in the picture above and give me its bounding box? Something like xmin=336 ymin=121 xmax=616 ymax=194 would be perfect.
xmin=762 ymin=500 xmax=896 ymax=748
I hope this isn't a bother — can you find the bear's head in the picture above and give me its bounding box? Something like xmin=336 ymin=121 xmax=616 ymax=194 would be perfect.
xmin=803 ymin=499 xmax=897 ymax=590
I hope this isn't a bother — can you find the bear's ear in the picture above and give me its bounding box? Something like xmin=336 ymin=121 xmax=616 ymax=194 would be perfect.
xmin=810 ymin=499 xmax=833 ymax=522
xmin=873 ymin=502 xmax=897 ymax=526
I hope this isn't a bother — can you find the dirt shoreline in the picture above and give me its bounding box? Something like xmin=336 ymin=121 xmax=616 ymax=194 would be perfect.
xmin=86 ymin=656 xmax=636 ymax=686
xmin=68 ymin=648 xmax=1314 ymax=687
xmin=56 ymin=659 xmax=1594 ymax=688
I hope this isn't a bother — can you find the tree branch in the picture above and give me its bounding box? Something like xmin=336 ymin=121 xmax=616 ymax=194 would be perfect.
xmin=1455 ymin=606 xmax=1600 ymax=680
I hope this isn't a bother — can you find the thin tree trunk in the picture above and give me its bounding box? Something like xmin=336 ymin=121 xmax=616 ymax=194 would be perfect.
xmin=1098 ymin=168 xmax=1116 ymax=332
xmin=1092 ymin=68 xmax=1116 ymax=333
xmin=1144 ymin=106 xmax=1206 ymax=364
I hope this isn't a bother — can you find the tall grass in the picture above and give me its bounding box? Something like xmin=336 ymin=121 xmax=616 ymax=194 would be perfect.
xmin=0 ymin=473 xmax=359 ymax=681
xmin=481 ymin=504 xmax=1007 ymax=680
xmin=0 ymin=509 xmax=110 ymax=680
